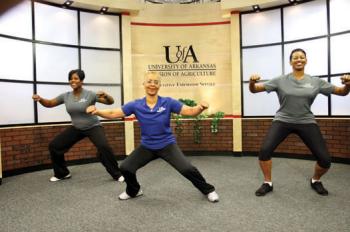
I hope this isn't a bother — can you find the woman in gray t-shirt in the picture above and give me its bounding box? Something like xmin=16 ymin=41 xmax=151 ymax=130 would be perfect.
xmin=32 ymin=69 xmax=124 ymax=182
xmin=249 ymin=48 xmax=350 ymax=197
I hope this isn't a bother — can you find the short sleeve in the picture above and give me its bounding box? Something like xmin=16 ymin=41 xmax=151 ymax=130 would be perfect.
xmin=264 ymin=76 xmax=280 ymax=93
xmin=122 ymin=101 xmax=135 ymax=116
xmin=55 ymin=93 xmax=66 ymax=105
xmin=318 ymin=78 xmax=334 ymax=96
xmin=169 ymin=98 xmax=183 ymax=114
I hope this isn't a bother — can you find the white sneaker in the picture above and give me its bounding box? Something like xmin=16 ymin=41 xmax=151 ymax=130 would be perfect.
xmin=118 ymin=189 xmax=143 ymax=200
xmin=117 ymin=176 xmax=125 ymax=182
xmin=207 ymin=191 xmax=219 ymax=203
xmin=49 ymin=173 xmax=71 ymax=182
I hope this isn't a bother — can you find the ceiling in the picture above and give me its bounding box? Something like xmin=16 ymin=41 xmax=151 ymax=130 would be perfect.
xmin=39 ymin=0 xmax=297 ymax=14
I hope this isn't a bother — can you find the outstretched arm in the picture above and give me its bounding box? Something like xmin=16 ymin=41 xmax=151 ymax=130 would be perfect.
xmin=179 ymin=101 xmax=208 ymax=117
xmin=32 ymin=94 xmax=59 ymax=108
xmin=249 ymin=74 xmax=266 ymax=93
xmin=332 ymin=74 xmax=350 ymax=96
xmin=86 ymin=105 xmax=125 ymax=119
xmin=96 ymin=91 xmax=114 ymax=105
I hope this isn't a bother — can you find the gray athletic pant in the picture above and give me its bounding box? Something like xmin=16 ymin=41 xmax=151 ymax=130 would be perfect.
xmin=120 ymin=143 xmax=215 ymax=197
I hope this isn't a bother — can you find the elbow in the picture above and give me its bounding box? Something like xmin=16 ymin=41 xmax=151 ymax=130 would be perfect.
xmin=107 ymin=100 xmax=114 ymax=105
xmin=249 ymin=88 xmax=256 ymax=93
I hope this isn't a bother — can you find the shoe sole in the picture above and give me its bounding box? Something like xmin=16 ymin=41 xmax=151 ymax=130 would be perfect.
xmin=255 ymin=189 xmax=273 ymax=197
xmin=119 ymin=191 xmax=143 ymax=200
xmin=50 ymin=174 xmax=71 ymax=182
xmin=311 ymin=186 xmax=328 ymax=196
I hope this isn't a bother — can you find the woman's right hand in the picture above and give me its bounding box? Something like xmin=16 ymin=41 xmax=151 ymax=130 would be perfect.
xmin=32 ymin=94 xmax=41 ymax=102
xmin=86 ymin=105 xmax=97 ymax=115
xmin=249 ymin=74 xmax=261 ymax=83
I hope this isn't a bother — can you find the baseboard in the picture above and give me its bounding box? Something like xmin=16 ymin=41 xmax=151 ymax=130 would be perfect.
xmin=2 ymin=155 xmax=127 ymax=178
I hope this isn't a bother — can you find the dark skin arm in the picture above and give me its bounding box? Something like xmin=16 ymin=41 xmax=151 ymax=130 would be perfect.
xmin=332 ymin=74 xmax=350 ymax=96
xmin=32 ymin=94 xmax=59 ymax=108
xmin=249 ymin=74 xmax=266 ymax=93
xmin=96 ymin=91 xmax=114 ymax=105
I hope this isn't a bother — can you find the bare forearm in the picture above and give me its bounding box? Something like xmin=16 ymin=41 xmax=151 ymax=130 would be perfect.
xmin=333 ymin=85 xmax=350 ymax=96
xmin=181 ymin=105 xmax=206 ymax=117
xmin=249 ymin=81 xmax=257 ymax=93
xmin=94 ymin=108 xmax=123 ymax=119
xmin=38 ymin=98 xmax=55 ymax=107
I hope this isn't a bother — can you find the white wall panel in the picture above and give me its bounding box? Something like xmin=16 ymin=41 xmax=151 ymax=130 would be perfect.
xmin=243 ymin=83 xmax=279 ymax=116
xmin=242 ymin=46 xmax=282 ymax=81
xmin=0 ymin=82 xmax=34 ymax=125
xmin=37 ymin=84 xmax=72 ymax=123
xmin=331 ymin=34 xmax=350 ymax=74
xmin=81 ymin=49 xmax=121 ymax=84
xmin=80 ymin=12 xmax=120 ymax=48
xmin=0 ymin=37 xmax=33 ymax=81
xmin=0 ymin=0 xmax=32 ymax=39
xmin=284 ymin=0 xmax=327 ymax=41
xmin=331 ymin=77 xmax=350 ymax=115
xmin=36 ymin=44 xmax=79 ymax=82
xmin=330 ymin=0 xmax=350 ymax=33
xmin=241 ymin=9 xmax=281 ymax=46
xmin=34 ymin=2 xmax=78 ymax=45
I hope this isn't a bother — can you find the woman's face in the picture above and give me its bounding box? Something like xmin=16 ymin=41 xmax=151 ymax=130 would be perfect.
xmin=290 ymin=51 xmax=307 ymax=71
xmin=143 ymin=74 xmax=160 ymax=96
xmin=69 ymin=73 xmax=83 ymax=90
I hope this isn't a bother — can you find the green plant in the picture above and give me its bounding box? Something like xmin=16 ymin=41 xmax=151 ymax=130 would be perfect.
xmin=210 ymin=111 xmax=224 ymax=133
xmin=174 ymin=114 xmax=183 ymax=135
xmin=193 ymin=114 xmax=207 ymax=144
xmin=172 ymin=98 xmax=223 ymax=143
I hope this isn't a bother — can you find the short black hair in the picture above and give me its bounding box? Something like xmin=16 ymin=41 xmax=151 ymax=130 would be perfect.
xmin=289 ymin=48 xmax=307 ymax=62
xmin=68 ymin=69 xmax=85 ymax=81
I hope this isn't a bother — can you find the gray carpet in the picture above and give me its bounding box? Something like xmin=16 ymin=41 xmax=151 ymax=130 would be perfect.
xmin=0 ymin=156 xmax=349 ymax=232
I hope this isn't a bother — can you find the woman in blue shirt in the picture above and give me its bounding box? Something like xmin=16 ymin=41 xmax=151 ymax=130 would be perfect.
xmin=249 ymin=48 xmax=350 ymax=196
xmin=87 ymin=71 xmax=219 ymax=203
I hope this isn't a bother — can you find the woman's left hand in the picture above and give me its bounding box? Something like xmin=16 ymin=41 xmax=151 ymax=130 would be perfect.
xmin=96 ymin=91 xmax=107 ymax=98
xmin=86 ymin=105 xmax=97 ymax=114
xmin=199 ymin=101 xmax=209 ymax=110
xmin=341 ymin=74 xmax=350 ymax=86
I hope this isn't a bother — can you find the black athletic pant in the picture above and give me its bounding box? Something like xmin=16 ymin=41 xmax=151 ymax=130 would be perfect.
xmin=259 ymin=121 xmax=331 ymax=169
xmin=120 ymin=143 xmax=215 ymax=197
xmin=49 ymin=125 xmax=121 ymax=179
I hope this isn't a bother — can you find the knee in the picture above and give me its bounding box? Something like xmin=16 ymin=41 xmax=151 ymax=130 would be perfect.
xmin=48 ymin=141 xmax=58 ymax=152
xmin=179 ymin=165 xmax=196 ymax=176
xmin=120 ymin=162 xmax=132 ymax=174
xmin=259 ymin=147 xmax=271 ymax=161
xmin=318 ymin=157 xmax=331 ymax=169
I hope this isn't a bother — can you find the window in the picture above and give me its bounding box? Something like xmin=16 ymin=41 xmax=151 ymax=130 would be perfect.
xmin=241 ymin=0 xmax=350 ymax=117
xmin=0 ymin=1 xmax=122 ymax=126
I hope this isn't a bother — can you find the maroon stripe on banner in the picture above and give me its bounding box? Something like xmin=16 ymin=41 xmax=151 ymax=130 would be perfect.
xmin=124 ymin=115 xmax=240 ymax=121
xmin=224 ymin=115 xmax=241 ymax=119
xmin=124 ymin=117 xmax=136 ymax=121
xmin=131 ymin=21 xmax=230 ymax=27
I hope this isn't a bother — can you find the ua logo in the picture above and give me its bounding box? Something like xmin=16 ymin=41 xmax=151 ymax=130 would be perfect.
xmin=164 ymin=45 xmax=199 ymax=64
xmin=157 ymin=106 xmax=166 ymax=113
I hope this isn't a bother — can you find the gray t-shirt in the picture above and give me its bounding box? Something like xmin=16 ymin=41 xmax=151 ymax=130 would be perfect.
xmin=56 ymin=88 xmax=100 ymax=130
xmin=264 ymin=73 xmax=334 ymax=124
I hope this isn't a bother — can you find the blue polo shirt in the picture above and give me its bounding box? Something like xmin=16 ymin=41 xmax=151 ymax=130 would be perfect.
xmin=122 ymin=96 xmax=183 ymax=150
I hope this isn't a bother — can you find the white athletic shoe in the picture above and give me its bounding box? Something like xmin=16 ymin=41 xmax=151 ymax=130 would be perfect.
xmin=117 ymin=176 xmax=125 ymax=183
xmin=49 ymin=173 xmax=71 ymax=182
xmin=118 ymin=189 xmax=143 ymax=200
xmin=207 ymin=191 xmax=219 ymax=203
